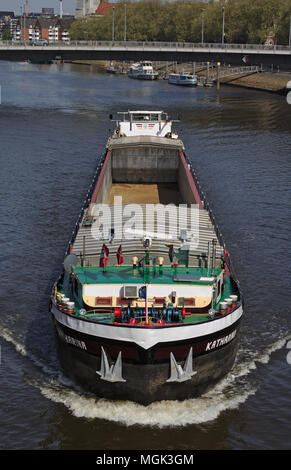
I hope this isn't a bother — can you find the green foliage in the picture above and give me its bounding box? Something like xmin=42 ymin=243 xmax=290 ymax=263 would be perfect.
xmin=2 ymin=29 xmax=12 ymax=41
xmin=68 ymin=0 xmax=291 ymax=44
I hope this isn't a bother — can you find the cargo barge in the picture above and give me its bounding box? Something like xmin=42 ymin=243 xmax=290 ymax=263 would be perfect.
xmin=49 ymin=110 xmax=243 ymax=404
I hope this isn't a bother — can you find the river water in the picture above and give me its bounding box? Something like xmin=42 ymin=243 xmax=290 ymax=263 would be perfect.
xmin=0 ymin=60 xmax=290 ymax=451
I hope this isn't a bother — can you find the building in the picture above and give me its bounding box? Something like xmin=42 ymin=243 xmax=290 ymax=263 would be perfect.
xmin=0 ymin=11 xmax=14 ymax=19
xmin=12 ymin=19 xmax=22 ymax=41
xmin=14 ymin=16 xmax=74 ymax=43
xmin=56 ymin=18 xmax=74 ymax=43
xmin=0 ymin=11 xmax=15 ymax=40
xmin=75 ymin=0 xmax=100 ymax=19
xmin=95 ymin=0 xmax=114 ymax=16
xmin=265 ymin=32 xmax=276 ymax=47
xmin=42 ymin=8 xmax=55 ymax=16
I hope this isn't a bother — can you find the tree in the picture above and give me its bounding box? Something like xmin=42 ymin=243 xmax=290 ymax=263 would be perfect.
xmin=68 ymin=0 xmax=291 ymax=44
xmin=2 ymin=29 xmax=12 ymax=41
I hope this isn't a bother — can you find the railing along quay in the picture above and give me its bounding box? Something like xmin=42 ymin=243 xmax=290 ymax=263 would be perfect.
xmin=218 ymin=65 xmax=260 ymax=78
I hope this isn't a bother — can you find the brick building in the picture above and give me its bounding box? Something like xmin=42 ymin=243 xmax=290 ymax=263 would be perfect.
xmin=15 ymin=16 xmax=74 ymax=43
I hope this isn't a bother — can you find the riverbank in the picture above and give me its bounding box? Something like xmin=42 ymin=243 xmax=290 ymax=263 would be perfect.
xmin=68 ymin=59 xmax=109 ymax=71
xmin=220 ymin=71 xmax=290 ymax=94
xmin=67 ymin=60 xmax=290 ymax=95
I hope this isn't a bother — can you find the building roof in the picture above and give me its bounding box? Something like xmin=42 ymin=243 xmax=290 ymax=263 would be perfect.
xmin=26 ymin=17 xmax=55 ymax=29
xmin=37 ymin=17 xmax=57 ymax=29
xmin=95 ymin=3 xmax=114 ymax=16
xmin=29 ymin=17 xmax=74 ymax=30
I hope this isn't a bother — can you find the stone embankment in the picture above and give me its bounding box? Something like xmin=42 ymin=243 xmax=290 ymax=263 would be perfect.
xmin=220 ymin=71 xmax=290 ymax=94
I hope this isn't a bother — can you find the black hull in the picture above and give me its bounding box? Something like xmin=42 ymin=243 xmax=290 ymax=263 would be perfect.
xmin=52 ymin=316 xmax=241 ymax=404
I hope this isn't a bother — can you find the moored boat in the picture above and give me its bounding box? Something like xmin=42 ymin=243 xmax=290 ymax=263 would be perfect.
xmin=106 ymin=61 xmax=117 ymax=74
xmin=168 ymin=72 xmax=198 ymax=86
xmin=106 ymin=61 xmax=127 ymax=75
xmin=128 ymin=61 xmax=159 ymax=80
xmin=49 ymin=110 xmax=243 ymax=405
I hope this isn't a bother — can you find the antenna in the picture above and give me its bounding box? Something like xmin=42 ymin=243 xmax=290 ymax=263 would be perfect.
xmin=60 ymin=0 xmax=63 ymax=19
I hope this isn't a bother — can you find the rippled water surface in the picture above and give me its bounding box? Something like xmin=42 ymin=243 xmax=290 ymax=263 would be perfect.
xmin=0 ymin=61 xmax=290 ymax=450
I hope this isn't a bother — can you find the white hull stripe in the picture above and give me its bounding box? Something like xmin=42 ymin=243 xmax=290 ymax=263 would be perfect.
xmin=51 ymin=303 xmax=243 ymax=350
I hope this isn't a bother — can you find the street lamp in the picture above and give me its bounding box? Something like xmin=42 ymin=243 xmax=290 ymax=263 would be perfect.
xmin=222 ymin=7 xmax=225 ymax=44
xmin=201 ymin=9 xmax=205 ymax=45
xmin=112 ymin=6 xmax=115 ymax=42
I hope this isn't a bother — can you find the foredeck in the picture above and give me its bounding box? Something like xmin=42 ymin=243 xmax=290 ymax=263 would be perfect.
xmin=74 ymin=265 xmax=221 ymax=285
xmin=56 ymin=266 xmax=238 ymax=324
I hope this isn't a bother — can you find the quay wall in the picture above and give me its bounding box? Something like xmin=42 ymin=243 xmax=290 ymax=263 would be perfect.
xmin=220 ymin=71 xmax=290 ymax=94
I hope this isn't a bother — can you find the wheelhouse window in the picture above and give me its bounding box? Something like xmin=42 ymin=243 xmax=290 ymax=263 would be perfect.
xmin=131 ymin=113 xmax=160 ymax=122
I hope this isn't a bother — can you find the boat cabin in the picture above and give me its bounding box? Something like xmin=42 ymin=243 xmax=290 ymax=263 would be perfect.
xmin=115 ymin=110 xmax=174 ymax=138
